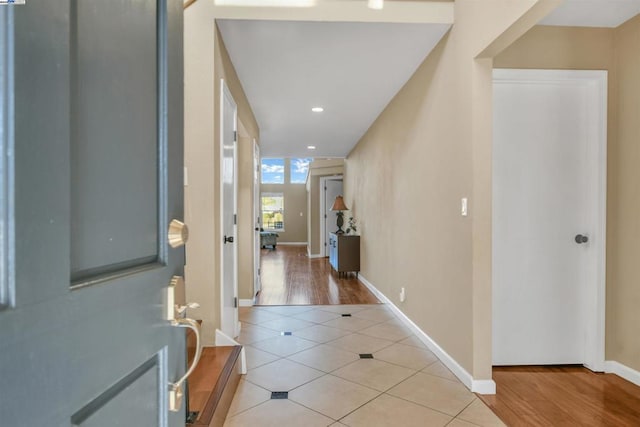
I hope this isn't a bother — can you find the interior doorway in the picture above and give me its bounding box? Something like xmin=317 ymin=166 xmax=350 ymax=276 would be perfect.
xmin=220 ymin=79 xmax=239 ymax=338
xmin=253 ymin=139 xmax=261 ymax=297
xmin=492 ymin=69 xmax=607 ymax=370
xmin=320 ymin=176 xmax=343 ymax=257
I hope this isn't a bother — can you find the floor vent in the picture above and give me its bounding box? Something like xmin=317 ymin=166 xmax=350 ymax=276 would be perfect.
xmin=341 ymin=314 xmax=352 ymax=317
xmin=271 ymin=391 xmax=289 ymax=399
xmin=359 ymin=353 xmax=374 ymax=359
xmin=281 ymin=331 xmax=293 ymax=336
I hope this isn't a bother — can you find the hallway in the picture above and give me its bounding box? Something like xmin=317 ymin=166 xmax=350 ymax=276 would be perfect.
xmin=256 ymin=245 xmax=379 ymax=306
xmin=227 ymin=304 xmax=505 ymax=427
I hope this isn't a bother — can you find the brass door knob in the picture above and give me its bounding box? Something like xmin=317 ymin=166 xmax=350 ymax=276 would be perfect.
xmin=168 ymin=219 xmax=189 ymax=248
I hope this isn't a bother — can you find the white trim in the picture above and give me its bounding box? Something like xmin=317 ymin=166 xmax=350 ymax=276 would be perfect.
xmin=277 ymin=241 xmax=308 ymax=246
xmin=219 ymin=79 xmax=239 ymax=338
xmin=307 ymin=245 xmax=324 ymax=258
xmin=239 ymin=299 xmax=254 ymax=307
xmin=319 ymin=175 xmax=343 ymax=257
xmin=253 ymin=139 xmax=261 ymax=297
xmin=472 ymin=380 xmax=497 ymax=395
xmin=604 ymin=361 xmax=640 ymax=387
xmin=493 ymin=69 xmax=607 ymax=372
xmin=358 ymin=274 xmax=496 ymax=394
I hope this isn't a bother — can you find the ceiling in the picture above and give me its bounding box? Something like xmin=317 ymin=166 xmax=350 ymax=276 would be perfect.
xmin=217 ymin=19 xmax=450 ymax=157
xmin=216 ymin=1 xmax=639 ymax=158
xmin=539 ymin=0 xmax=640 ymax=27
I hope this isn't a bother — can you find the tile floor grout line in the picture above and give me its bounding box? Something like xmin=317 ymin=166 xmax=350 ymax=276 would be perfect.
xmin=226 ymin=390 xmax=272 ymax=418
xmin=286 ymin=375 xmax=385 ymax=424
xmin=378 ymin=370 xmax=469 ymax=420
xmin=451 ymin=395 xmax=479 ymax=419
xmin=236 ymin=305 xmax=483 ymax=426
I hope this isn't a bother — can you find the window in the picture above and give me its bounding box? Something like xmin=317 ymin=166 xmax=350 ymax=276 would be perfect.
xmin=261 ymin=193 xmax=284 ymax=231
xmin=261 ymin=158 xmax=284 ymax=184
xmin=290 ymin=158 xmax=312 ymax=184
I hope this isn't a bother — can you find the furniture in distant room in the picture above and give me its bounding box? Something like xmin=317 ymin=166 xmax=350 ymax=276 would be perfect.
xmin=260 ymin=231 xmax=278 ymax=249
xmin=328 ymin=233 xmax=360 ymax=277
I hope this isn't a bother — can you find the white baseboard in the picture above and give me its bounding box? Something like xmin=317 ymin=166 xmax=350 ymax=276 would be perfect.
xmin=239 ymin=299 xmax=254 ymax=307
xmin=604 ymin=360 xmax=640 ymax=387
xmin=471 ymin=379 xmax=497 ymax=394
xmin=277 ymin=242 xmax=308 ymax=246
xmin=307 ymin=246 xmax=325 ymax=258
xmin=358 ymin=274 xmax=496 ymax=395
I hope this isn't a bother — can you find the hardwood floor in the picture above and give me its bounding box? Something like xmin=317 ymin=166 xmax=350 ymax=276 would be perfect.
xmin=478 ymin=366 xmax=640 ymax=426
xmin=187 ymin=346 xmax=242 ymax=426
xmin=255 ymin=245 xmax=379 ymax=305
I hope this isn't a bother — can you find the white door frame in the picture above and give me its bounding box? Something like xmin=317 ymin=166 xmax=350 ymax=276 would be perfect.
xmin=492 ymin=68 xmax=607 ymax=371
xmin=220 ymin=79 xmax=239 ymax=337
xmin=253 ymin=138 xmax=261 ymax=297
xmin=319 ymin=175 xmax=343 ymax=257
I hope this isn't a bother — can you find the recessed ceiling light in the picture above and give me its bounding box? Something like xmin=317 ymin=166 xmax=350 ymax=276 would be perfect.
xmin=307 ymin=145 xmax=316 ymax=150
xmin=311 ymin=107 xmax=324 ymax=113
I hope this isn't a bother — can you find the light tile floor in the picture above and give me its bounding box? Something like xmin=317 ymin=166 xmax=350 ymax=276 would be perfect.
xmin=225 ymin=304 xmax=506 ymax=427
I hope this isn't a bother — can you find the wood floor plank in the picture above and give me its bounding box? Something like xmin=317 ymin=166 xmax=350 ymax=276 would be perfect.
xmin=255 ymin=245 xmax=379 ymax=305
xmin=479 ymin=366 xmax=640 ymax=426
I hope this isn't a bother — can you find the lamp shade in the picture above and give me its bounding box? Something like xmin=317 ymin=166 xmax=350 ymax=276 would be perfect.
xmin=330 ymin=195 xmax=349 ymax=211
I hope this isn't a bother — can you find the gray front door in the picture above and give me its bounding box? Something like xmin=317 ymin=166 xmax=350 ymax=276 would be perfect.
xmin=0 ymin=1 xmax=185 ymax=426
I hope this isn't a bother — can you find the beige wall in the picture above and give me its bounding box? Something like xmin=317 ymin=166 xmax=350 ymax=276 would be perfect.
xmin=344 ymin=0 xmax=558 ymax=380
xmin=494 ymin=18 xmax=640 ymax=373
xmin=307 ymin=159 xmax=344 ymax=255
xmin=608 ymin=14 xmax=640 ymax=371
xmin=184 ymin=0 xmax=259 ymax=344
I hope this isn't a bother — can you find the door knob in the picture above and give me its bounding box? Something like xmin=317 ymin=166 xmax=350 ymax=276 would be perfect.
xmin=168 ymin=219 xmax=189 ymax=248
xmin=575 ymin=234 xmax=589 ymax=244
xmin=224 ymin=235 xmax=234 ymax=244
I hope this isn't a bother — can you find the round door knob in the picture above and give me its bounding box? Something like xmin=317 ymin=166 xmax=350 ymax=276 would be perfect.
xmin=168 ymin=219 xmax=189 ymax=248
xmin=575 ymin=234 xmax=589 ymax=244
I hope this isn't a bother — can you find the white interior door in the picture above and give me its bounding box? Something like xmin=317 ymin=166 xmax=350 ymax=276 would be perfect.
xmin=492 ymin=69 xmax=606 ymax=368
xmin=324 ymin=179 xmax=343 ymax=257
xmin=253 ymin=139 xmax=261 ymax=296
xmin=221 ymin=80 xmax=238 ymax=338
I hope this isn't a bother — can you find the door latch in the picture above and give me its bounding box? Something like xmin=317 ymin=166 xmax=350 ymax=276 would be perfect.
xmin=224 ymin=235 xmax=234 ymax=244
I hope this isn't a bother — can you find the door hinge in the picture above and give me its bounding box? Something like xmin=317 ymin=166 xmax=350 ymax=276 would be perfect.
xmin=233 ymin=130 xmax=237 ymax=142
xmin=324 ymin=214 xmax=327 ymax=218
xmin=258 ymin=268 xmax=261 ymax=275
xmin=234 ymin=214 xmax=237 ymax=225
xmin=234 ymin=297 xmax=238 ymax=308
